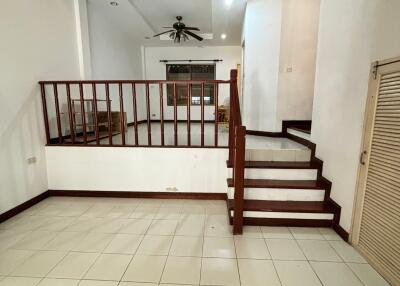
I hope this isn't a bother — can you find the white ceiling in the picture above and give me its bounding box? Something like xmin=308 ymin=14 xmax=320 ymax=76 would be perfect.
xmin=88 ymin=0 xmax=246 ymax=46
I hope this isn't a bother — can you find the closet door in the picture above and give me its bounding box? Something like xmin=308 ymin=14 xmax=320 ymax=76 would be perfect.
xmin=353 ymin=59 xmax=400 ymax=286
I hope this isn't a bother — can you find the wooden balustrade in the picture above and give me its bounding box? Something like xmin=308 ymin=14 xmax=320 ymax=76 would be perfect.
xmin=39 ymin=70 xmax=246 ymax=234
xmin=39 ymin=78 xmax=232 ymax=148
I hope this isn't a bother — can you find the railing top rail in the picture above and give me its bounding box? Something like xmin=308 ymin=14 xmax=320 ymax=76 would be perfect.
xmin=39 ymin=79 xmax=232 ymax=85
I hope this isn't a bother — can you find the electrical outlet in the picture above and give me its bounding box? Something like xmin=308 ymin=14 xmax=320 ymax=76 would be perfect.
xmin=27 ymin=157 xmax=37 ymax=164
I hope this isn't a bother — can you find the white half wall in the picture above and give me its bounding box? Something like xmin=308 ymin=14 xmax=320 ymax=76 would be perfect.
xmin=143 ymin=46 xmax=241 ymax=121
xmin=46 ymin=147 xmax=229 ymax=194
xmin=0 ymin=0 xmax=81 ymax=215
xmin=311 ymin=0 xmax=400 ymax=232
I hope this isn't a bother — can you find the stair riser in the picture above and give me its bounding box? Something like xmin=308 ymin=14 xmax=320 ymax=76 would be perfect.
xmin=287 ymin=128 xmax=311 ymax=140
xmin=244 ymin=168 xmax=318 ymax=180
xmin=228 ymin=188 xmax=325 ymax=201
xmin=230 ymin=210 xmax=334 ymax=220
xmin=245 ymin=149 xmax=311 ymax=162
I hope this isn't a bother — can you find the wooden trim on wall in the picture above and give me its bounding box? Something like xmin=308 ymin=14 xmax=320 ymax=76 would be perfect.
xmin=0 ymin=191 xmax=50 ymax=224
xmin=48 ymin=190 xmax=227 ymax=200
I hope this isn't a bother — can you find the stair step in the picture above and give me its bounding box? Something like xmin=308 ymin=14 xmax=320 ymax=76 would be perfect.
xmin=244 ymin=160 xmax=318 ymax=169
xmin=227 ymin=187 xmax=325 ymax=201
xmin=287 ymin=128 xmax=311 ymax=141
xmin=227 ymin=178 xmax=330 ymax=189
xmin=227 ymin=199 xmax=335 ymax=214
xmin=227 ymin=160 xmax=320 ymax=169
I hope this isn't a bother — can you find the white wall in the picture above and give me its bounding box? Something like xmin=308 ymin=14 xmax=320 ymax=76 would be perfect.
xmin=276 ymin=0 xmax=320 ymax=129
xmin=311 ymin=0 xmax=400 ymax=232
xmin=0 ymin=0 xmax=81 ymax=215
xmin=242 ymin=0 xmax=282 ymax=132
xmin=46 ymin=147 xmax=228 ymax=194
xmin=143 ymin=46 xmax=241 ymax=121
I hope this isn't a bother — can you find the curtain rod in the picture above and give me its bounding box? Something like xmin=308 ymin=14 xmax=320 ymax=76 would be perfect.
xmin=160 ymin=59 xmax=223 ymax=63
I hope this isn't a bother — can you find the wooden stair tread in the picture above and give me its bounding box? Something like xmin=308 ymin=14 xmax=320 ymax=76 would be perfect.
xmin=290 ymin=127 xmax=311 ymax=134
xmin=226 ymin=160 xmax=320 ymax=169
xmin=227 ymin=199 xmax=335 ymax=213
xmin=227 ymin=178 xmax=329 ymax=189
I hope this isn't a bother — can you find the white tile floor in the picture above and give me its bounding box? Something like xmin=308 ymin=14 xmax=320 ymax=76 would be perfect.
xmin=0 ymin=197 xmax=390 ymax=286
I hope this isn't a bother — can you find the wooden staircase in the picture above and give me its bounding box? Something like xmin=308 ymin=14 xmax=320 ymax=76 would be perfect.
xmin=227 ymin=126 xmax=342 ymax=234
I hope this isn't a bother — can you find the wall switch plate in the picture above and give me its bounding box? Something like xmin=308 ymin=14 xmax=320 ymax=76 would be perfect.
xmin=27 ymin=157 xmax=37 ymax=164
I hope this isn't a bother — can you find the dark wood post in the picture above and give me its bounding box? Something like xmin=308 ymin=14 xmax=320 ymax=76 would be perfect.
xmin=201 ymin=82 xmax=205 ymax=147
xmin=105 ymin=83 xmax=113 ymax=145
xmin=91 ymin=83 xmax=100 ymax=145
xmin=79 ymin=83 xmax=88 ymax=144
xmin=233 ymin=125 xmax=246 ymax=234
xmin=214 ymin=83 xmax=219 ymax=147
xmin=228 ymin=69 xmax=238 ymax=165
xmin=66 ymin=84 xmax=75 ymax=144
xmin=40 ymin=83 xmax=51 ymax=145
xmin=159 ymin=83 xmax=165 ymax=146
xmin=145 ymin=83 xmax=152 ymax=146
xmin=132 ymin=83 xmax=139 ymax=145
xmin=53 ymin=84 xmax=63 ymax=143
xmin=119 ymin=83 xmax=126 ymax=145
xmin=173 ymin=83 xmax=178 ymax=146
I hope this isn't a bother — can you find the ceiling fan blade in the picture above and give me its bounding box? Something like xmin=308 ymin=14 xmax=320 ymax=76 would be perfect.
xmin=153 ymin=30 xmax=175 ymax=37
xmin=184 ymin=30 xmax=203 ymax=41
xmin=184 ymin=27 xmax=200 ymax=31
xmin=162 ymin=26 xmax=174 ymax=28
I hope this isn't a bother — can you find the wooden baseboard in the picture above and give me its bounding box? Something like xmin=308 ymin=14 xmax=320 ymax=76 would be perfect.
xmin=228 ymin=216 xmax=333 ymax=227
xmin=48 ymin=190 xmax=227 ymax=200
xmin=0 ymin=191 xmax=50 ymax=223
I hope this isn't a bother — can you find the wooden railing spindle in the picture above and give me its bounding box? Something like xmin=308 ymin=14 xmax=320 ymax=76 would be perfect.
xmin=40 ymin=83 xmax=51 ymax=145
xmin=78 ymin=83 xmax=88 ymax=144
xmin=53 ymin=84 xmax=63 ymax=143
xmin=214 ymin=83 xmax=218 ymax=147
xmin=91 ymin=83 xmax=100 ymax=145
xmin=119 ymin=83 xmax=126 ymax=145
xmin=173 ymin=83 xmax=178 ymax=146
xmin=201 ymin=83 xmax=205 ymax=147
xmin=187 ymin=83 xmax=191 ymax=146
xmin=105 ymin=83 xmax=113 ymax=145
xmin=159 ymin=83 xmax=165 ymax=146
xmin=66 ymin=84 xmax=75 ymax=144
xmin=132 ymin=83 xmax=139 ymax=145
xmin=146 ymin=83 xmax=152 ymax=146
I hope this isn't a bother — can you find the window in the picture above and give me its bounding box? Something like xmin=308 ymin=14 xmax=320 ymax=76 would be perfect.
xmin=166 ymin=64 xmax=216 ymax=106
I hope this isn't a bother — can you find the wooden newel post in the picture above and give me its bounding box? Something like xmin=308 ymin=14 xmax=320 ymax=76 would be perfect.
xmin=228 ymin=69 xmax=238 ymax=166
xmin=233 ymin=125 xmax=246 ymax=235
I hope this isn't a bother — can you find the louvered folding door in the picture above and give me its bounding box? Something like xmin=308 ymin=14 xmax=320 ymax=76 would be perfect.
xmin=356 ymin=60 xmax=400 ymax=286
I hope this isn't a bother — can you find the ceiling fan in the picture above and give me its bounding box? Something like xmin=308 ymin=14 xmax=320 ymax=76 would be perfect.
xmin=153 ymin=16 xmax=203 ymax=43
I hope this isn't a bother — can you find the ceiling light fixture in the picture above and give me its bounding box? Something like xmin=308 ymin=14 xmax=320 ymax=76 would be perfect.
xmin=110 ymin=1 xmax=119 ymax=6
xmin=221 ymin=33 xmax=227 ymax=40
